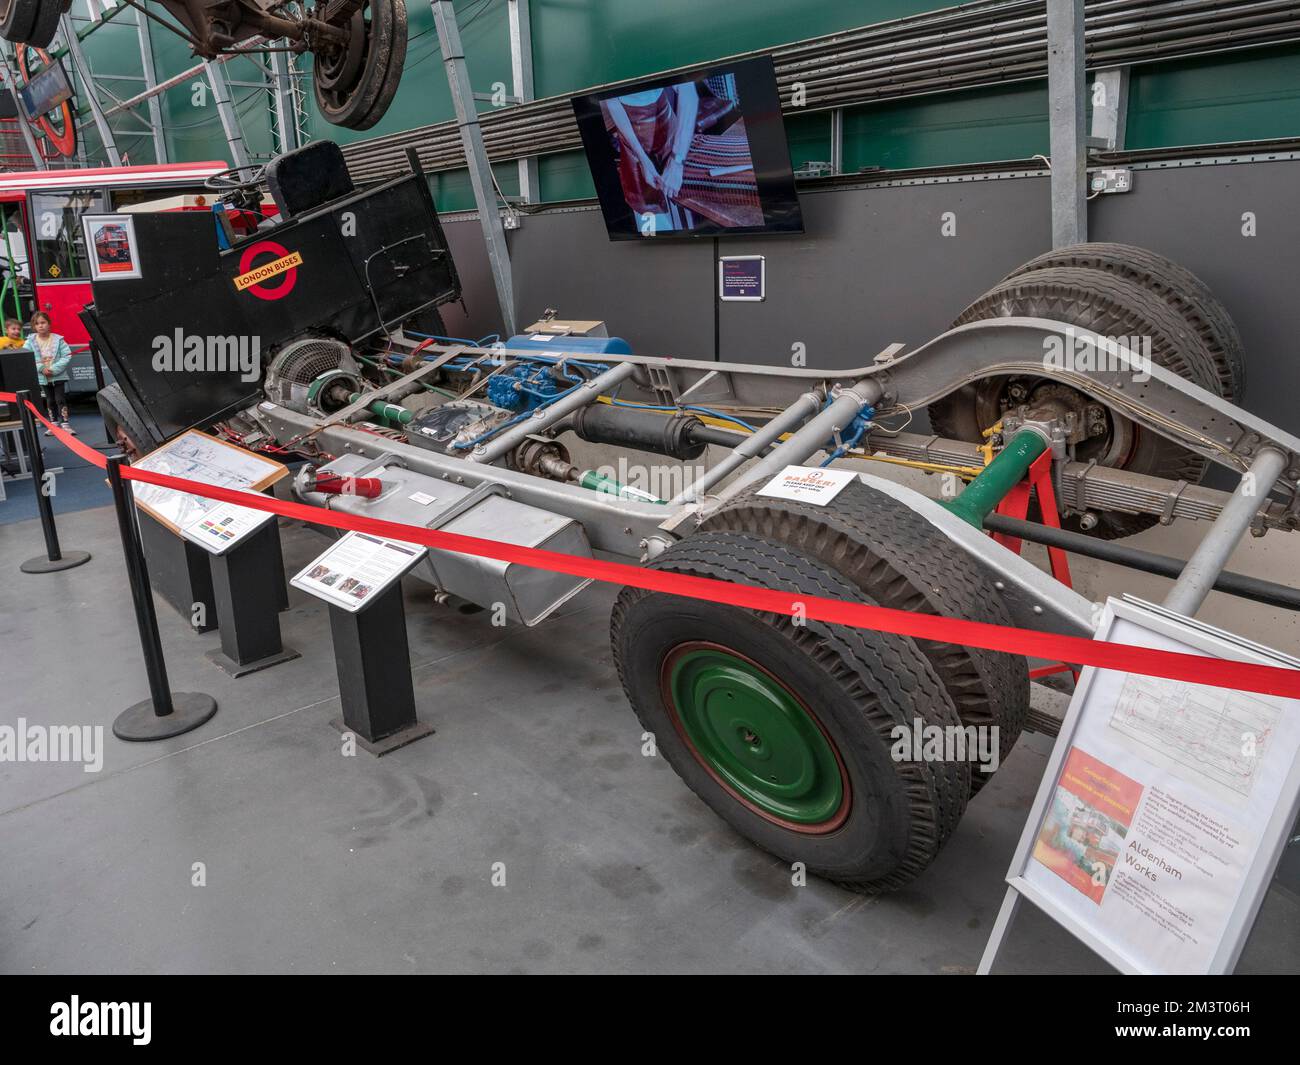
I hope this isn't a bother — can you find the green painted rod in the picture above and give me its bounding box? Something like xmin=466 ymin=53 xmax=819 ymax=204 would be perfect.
xmin=348 ymin=394 xmax=413 ymax=425
xmin=578 ymin=469 xmax=664 ymax=504
xmin=940 ymin=428 xmax=1048 ymax=529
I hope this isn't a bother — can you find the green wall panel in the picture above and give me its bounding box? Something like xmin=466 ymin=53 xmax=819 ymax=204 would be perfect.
xmin=538 ymin=149 xmax=595 ymax=203
xmin=784 ymin=110 xmax=834 ymax=173
xmin=1126 ymin=44 xmax=1300 ymax=149
xmin=841 ymin=81 xmax=1051 ymax=172
xmin=527 ymin=1 xmax=948 ymax=98
xmin=429 ymin=161 xmax=519 ymax=213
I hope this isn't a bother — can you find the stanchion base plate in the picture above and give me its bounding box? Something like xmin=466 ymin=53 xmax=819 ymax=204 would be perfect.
xmin=113 ymin=692 xmax=218 ymax=741
xmin=329 ymin=717 xmax=435 ymax=757
xmin=21 ymin=550 xmax=91 ymax=573
xmin=205 ymin=645 xmax=300 ymax=678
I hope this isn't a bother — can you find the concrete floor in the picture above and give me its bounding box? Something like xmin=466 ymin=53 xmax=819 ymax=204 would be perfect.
xmin=1 ymin=502 xmax=1296 ymax=974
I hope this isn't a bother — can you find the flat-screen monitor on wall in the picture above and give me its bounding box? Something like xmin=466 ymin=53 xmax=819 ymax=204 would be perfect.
xmin=571 ymin=55 xmax=803 ymax=241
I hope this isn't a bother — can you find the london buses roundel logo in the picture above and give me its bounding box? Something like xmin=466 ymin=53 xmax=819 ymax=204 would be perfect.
xmin=234 ymin=240 xmax=303 ymax=301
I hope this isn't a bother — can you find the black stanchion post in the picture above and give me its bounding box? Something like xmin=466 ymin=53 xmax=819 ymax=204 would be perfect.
xmin=16 ymin=389 xmax=91 ymax=574
xmin=106 ymin=455 xmax=217 ymax=741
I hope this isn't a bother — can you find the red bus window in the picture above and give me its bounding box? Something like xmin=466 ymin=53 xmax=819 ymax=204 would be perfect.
xmin=1 ymin=202 xmax=32 ymax=321
xmin=30 ymin=189 xmax=106 ymax=281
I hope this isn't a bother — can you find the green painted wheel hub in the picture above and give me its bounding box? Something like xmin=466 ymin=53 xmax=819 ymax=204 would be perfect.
xmin=664 ymin=644 xmax=848 ymax=830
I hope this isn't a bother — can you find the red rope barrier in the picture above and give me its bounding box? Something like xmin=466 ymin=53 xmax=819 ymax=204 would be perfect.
xmin=6 ymin=392 xmax=1299 ymax=699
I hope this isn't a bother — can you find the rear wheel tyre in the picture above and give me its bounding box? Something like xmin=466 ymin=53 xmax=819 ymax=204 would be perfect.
xmin=24 ymin=0 xmax=60 ymax=47
xmin=0 ymin=0 xmax=59 ymax=46
xmin=312 ymin=0 xmax=407 ymax=131
xmin=0 ymin=0 xmax=38 ymax=43
xmin=96 ymin=383 xmax=157 ymax=462
xmin=611 ymin=530 xmax=970 ymax=894
xmin=1004 ymin=242 xmax=1244 ymax=401
xmin=703 ymin=480 xmax=1028 ymax=792
xmin=928 ymin=266 xmax=1226 ymax=539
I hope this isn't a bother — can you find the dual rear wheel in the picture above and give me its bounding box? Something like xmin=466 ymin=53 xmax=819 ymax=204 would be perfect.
xmin=928 ymin=243 xmax=1245 ymax=539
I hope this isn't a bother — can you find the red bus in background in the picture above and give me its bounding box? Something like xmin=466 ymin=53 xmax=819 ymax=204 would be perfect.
xmin=0 ymin=160 xmax=232 ymax=395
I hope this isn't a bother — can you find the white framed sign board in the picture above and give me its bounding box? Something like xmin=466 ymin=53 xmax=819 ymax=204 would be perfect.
xmin=979 ymin=596 xmax=1300 ymax=974
xmin=291 ymin=531 xmax=427 ymax=613
xmin=82 ymin=213 xmax=143 ymax=281
xmin=129 ymin=430 xmax=287 ymax=535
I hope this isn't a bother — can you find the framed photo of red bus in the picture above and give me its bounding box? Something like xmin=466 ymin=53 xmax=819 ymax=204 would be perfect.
xmin=82 ymin=213 xmax=142 ymax=281
xmin=572 ymin=55 xmax=803 ymax=240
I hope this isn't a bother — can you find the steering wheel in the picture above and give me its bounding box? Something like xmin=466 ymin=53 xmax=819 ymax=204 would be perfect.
xmin=204 ymin=164 xmax=268 ymax=193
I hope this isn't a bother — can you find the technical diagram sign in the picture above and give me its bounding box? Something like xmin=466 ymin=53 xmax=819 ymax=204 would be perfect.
xmin=129 ymin=430 xmax=287 ymax=534
xmin=988 ymin=597 xmax=1300 ymax=974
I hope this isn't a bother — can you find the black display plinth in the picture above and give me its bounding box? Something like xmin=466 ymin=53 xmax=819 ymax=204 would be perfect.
xmin=205 ymin=520 xmax=300 ymax=677
xmin=266 ymin=517 xmax=290 ymax=612
xmin=326 ymin=583 xmax=433 ymax=756
xmin=138 ymin=510 xmax=217 ymax=633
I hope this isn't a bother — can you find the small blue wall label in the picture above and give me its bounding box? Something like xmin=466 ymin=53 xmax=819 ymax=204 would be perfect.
xmin=719 ymin=255 xmax=766 ymax=301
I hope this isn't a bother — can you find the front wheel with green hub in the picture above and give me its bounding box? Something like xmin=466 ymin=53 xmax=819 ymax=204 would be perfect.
xmin=662 ymin=642 xmax=851 ymax=832
xmin=611 ymin=530 xmax=971 ymax=893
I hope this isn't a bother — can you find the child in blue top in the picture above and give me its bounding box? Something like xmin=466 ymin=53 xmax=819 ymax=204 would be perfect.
xmin=27 ymin=311 xmax=76 ymax=435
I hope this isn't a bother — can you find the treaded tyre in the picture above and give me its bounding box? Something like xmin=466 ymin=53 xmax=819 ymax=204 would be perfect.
xmin=312 ymin=0 xmax=407 ymax=131
xmin=1004 ymin=242 xmax=1244 ymax=401
xmin=25 ymin=0 xmax=61 ymax=48
xmin=1 ymin=0 xmax=61 ymax=47
xmin=611 ymin=529 xmax=970 ymax=894
xmin=97 ymin=383 xmax=157 ymax=462
xmin=702 ymin=480 xmax=1028 ymax=793
xmin=0 ymin=0 xmax=39 ymax=44
xmin=928 ymin=265 xmax=1226 ymax=540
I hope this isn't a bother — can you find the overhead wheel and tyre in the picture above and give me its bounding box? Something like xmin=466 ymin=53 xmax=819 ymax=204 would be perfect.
xmin=0 ymin=0 xmax=36 ymax=44
xmin=97 ymin=383 xmax=158 ymax=462
xmin=1004 ymin=242 xmax=1244 ymax=401
xmin=312 ymin=0 xmax=407 ymax=131
xmin=702 ymin=480 xmax=1029 ymax=793
xmin=1 ymin=0 xmax=63 ymax=47
xmin=927 ymin=263 xmax=1236 ymax=539
xmin=610 ymin=530 xmax=972 ymax=894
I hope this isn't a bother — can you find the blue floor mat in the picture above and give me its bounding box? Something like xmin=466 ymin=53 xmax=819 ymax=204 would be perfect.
xmin=0 ymin=406 xmax=116 ymax=526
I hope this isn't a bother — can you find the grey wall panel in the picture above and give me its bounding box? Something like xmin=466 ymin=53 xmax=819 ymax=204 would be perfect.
xmin=715 ymin=178 xmax=1053 ymax=370
xmin=437 ymin=218 xmax=507 ymax=342
xmin=1089 ymin=159 xmax=1300 ymax=431
xmin=505 ymin=208 xmax=717 ymax=355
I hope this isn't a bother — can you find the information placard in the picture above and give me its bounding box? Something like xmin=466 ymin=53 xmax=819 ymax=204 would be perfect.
xmin=757 ymin=465 xmax=857 ymax=506
xmin=179 ymin=497 xmax=276 ymax=555
xmin=719 ymin=255 xmax=765 ymax=301
xmin=291 ymin=532 xmax=427 ymax=613
xmin=129 ymin=430 xmax=287 ymax=535
xmin=987 ymin=596 xmax=1300 ymax=974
